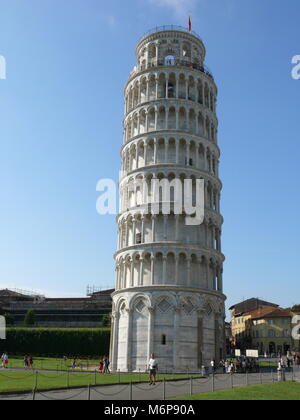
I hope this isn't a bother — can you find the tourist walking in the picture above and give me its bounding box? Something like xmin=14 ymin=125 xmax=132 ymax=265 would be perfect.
xmin=2 ymin=353 xmax=8 ymax=369
xmin=148 ymin=354 xmax=158 ymax=386
xmin=99 ymin=359 xmax=104 ymax=373
xmin=24 ymin=356 xmax=29 ymax=369
xmin=103 ymin=357 xmax=110 ymax=374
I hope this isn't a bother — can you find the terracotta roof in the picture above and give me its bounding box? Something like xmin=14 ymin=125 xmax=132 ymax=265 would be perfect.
xmin=263 ymin=309 xmax=293 ymax=318
xmin=229 ymin=298 xmax=279 ymax=315
xmin=251 ymin=307 xmax=292 ymax=320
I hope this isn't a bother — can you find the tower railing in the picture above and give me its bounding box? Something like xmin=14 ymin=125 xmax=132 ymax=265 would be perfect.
xmin=129 ymin=59 xmax=214 ymax=80
xmin=138 ymin=25 xmax=204 ymax=44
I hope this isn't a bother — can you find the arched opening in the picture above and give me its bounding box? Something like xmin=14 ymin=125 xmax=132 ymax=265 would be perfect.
xmin=168 ymin=73 xmax=176 ymax=98
xmin=158 ymin=74 xmax=166 ymax=99
xmin=164 ymin=55 xmax=175 ymax=66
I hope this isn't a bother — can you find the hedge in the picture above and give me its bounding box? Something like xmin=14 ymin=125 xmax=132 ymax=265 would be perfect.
xmin=0 ymin=328 xmax=111 ymax=357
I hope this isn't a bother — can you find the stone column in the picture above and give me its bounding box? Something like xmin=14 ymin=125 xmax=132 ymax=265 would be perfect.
xmin=146 ymin=78 xmax=150 ymax=101
xmin=132 ymin=218 xmax=136 ymax=245
xmin=111 ymin=312 xmax=120 ymax=372
xmin=173 ymin=307 xmax=181 ymax=370
xmin=152 ymin=215 xmax=156 ymax=242
xmin=187 ymin=257 xmax=191 ymax=287
xmin=137 ymin=115 xmax=140 ymax=136
xmin=165 ymin=109 xmax=169 ymax=130
xmin=206 ymin=259 xmax=210 ymax=289
xmin=143 ymin=141 xmax=147 ymax=166
xmin=176 ymin=108 xmax=179 ymax=130
xmin=165 ymin=139 xmax=169 ymax=163
xmin=130 ymin=258 xmax=134 ymax=287
xmin=163 ymin=255 xmax=167 ymax=285
xmin=147 ymin=307 xmax=155 ymax=362
xmin=166 ymin=76 xmax=169 ymax=99
xmin=139 ymin=258 xmax=144 ymax=286
xmin=125 ymin=222 xmax=129 ymax=247
xmin=154 ymin=139 xmax=158 ymax=164
xmin=175 ymin=140 xmax=179 ymax=164
xmin=163 ymin=215 xmax=168 ymax=240
xmin=151 ymin=255 xmax=155 ymax=285
xmin=141 ymin=216 xmax=145 ymax=243
xmin=145 ymin=112 xmax=149 ymax=133
xmin=125 ymin=308 xmax=133 ymax=372
xmin=186 ymin=141 xmax=190 ymax=165
xmin=175 ymin=256 xmax=179 ymax=285
xmin=121 ymin=262 xmax=125 ymax=289
xmin=196 ymin=144 xmax=199 ymax=168
xmin=175 ymin=215 xmax=180 ymax=241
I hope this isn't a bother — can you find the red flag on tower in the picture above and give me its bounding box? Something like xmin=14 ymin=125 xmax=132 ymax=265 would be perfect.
xmin=188 ymin=16 xmax=192 ymax=32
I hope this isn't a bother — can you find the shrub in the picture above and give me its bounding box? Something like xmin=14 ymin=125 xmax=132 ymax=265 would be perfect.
xmin=0 ymin=328 xmax=111 ymax=357
xmin=24 ymin=310 xmax=36 ymax=326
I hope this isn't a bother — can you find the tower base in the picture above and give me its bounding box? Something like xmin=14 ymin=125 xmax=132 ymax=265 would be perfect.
xmin=110 ymin=287 xmax=226 ymax=373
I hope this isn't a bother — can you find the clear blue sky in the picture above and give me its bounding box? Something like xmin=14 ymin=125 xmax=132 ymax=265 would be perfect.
xmin=0 ymin=0 xmax=299 ymax=313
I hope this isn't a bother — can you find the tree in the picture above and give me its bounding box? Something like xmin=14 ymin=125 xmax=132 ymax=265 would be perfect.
xmin=24 ymin=310 xmax=36 ymax=326
xmin=102 ymin=313 xmax=111 ymax=327
xmin=4 ymin=313 xmax=15 ymax=326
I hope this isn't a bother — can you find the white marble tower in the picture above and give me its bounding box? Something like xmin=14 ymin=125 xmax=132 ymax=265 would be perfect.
xmin=110 ymin=26 xmax=226 ymax=372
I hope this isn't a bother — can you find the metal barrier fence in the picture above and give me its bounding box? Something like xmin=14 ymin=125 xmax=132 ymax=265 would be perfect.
xmin=0 ymin=369 xmax=294 ymax=401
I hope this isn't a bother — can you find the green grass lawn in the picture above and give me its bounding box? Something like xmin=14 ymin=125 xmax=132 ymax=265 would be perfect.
xmin=3 ymin=357 xmax=101 ymax=371
xmin=0 ymin=370 xmax=201 ymax=393
xmin=172 ymin=382 xmax=300 ymax=400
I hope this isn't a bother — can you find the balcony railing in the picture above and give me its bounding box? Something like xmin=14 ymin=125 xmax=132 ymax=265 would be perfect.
xmin=129 ymin=59 xmax=214 ymax=81
xmin=138 ymin=25 xmax=204 ymax=44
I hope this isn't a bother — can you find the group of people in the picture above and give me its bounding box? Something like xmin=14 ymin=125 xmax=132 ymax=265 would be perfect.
xmin=1 ymin=353 xmax=9 ymax=368
xmin=211 ymin=358 xmax=260 ymax=374
xmin=23 ymin=355 xmax=33 ymax=369
xmin=98 ymin=356 xmax=110 ymax=374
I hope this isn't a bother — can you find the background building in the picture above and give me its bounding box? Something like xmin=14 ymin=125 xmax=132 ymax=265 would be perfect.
xmin=250 ymin=307 xmax=293 ymax=355
xmin=111 ymin=25 xmax=226 ymax=373
xmin=230 ymin=298 xmax=278 ymax=350
xmin=0 ymin=288 xmax=113 ymax=328
xmin=230 ymin=298 xmax=299 ymax=355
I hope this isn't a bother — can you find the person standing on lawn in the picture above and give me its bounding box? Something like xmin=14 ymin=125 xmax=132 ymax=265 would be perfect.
xmin=148 ymin=354 xmax=158 ymax=386
xmin=2 ymin=353 xmax=8 ymax=368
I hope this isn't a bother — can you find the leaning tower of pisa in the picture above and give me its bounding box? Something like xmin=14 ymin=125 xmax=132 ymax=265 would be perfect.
xmin=110 ymin=26 xmax=226 ymax=373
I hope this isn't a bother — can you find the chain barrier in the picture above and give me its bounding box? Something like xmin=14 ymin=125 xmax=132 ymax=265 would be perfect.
xmin=91 ymin=384 xmax=130 ymax=397
xmin=133 ymin=383 xmax=161 ymax=391
xmin=36 ymin=388 xmax=88 ymax=401
xmin=167 ymin=379 xmax=191 ymax=388
xmin=214 ymin=375 xmax=231 ymax=383
xmin=193 ymin=376 xmax=212 ymax=385
xmin=0 ymin=372 xmax=34 ymax=380
xmin=38 ymin=372 xmax=66 ymax=379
